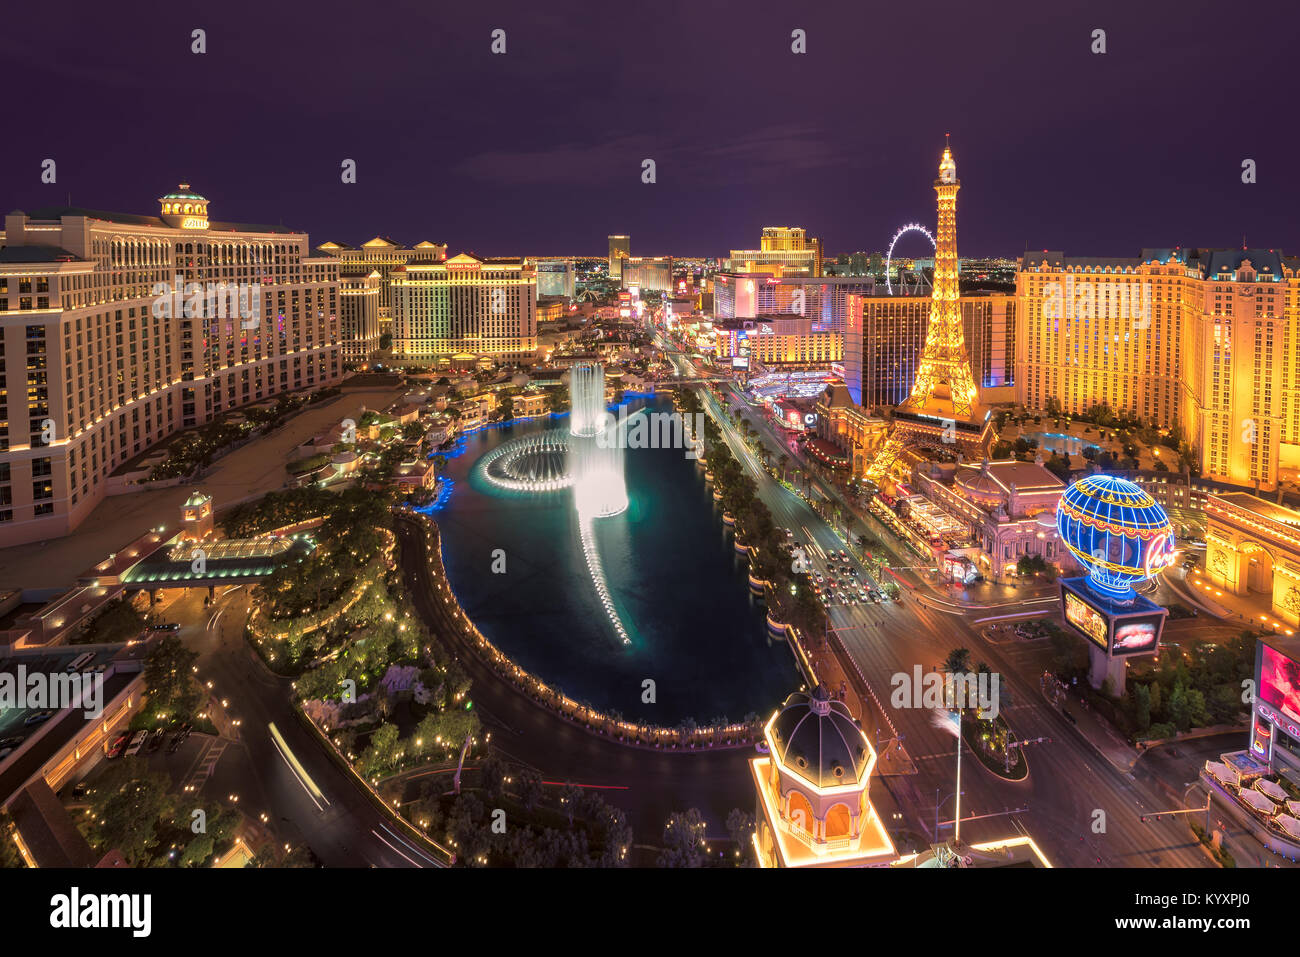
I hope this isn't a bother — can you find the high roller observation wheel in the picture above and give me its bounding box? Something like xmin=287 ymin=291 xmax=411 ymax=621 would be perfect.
xmin=885 ymin=223 xmax=937 ymax=295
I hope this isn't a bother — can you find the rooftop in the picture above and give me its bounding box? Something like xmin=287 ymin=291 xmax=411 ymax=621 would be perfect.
xmin=22 ymin=206 xmax=303 ymax=235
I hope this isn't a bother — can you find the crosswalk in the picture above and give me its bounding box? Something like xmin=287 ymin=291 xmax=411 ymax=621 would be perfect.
xmin=181 ymin=738 xmax=229 ymax=793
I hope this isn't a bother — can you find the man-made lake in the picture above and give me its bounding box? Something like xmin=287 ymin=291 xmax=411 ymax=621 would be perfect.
xmin=427 ymin=396 xmax=799 ymax=726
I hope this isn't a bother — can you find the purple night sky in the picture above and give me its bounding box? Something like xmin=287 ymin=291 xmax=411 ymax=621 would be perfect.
xmin=3 ymin=0 xmax=1297 ymax=258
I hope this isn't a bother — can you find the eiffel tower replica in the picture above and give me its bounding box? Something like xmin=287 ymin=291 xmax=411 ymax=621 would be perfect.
xmin=867 ymin=139 xmax=991 ymax=488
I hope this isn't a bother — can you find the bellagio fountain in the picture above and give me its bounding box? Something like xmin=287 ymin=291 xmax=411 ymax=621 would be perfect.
xmin=475 ymin=361 xmax=632 ymax=644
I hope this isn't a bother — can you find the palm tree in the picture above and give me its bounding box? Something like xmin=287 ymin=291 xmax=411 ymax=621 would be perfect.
xmin=778 ymin=454 xmax=789 ymax=482
xmin=943 ymin=647 xmax=972 ymax=675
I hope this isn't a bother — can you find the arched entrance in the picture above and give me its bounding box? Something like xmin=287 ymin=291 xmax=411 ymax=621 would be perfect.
xmin=1242 ymin=542 xmax=1274 ymax=595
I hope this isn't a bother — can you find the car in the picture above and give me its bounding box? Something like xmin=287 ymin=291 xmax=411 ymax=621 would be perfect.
xmin=166 ymin=731 xmax=188 ymax=754
xmin=152 ymin=623 xmax=181 ymax=632
xmin=70 ymin=782 xmax=90 ymax=800
xmin=107 ymin=731 xmax=132 ymax=758
xmin=0 ymin=747 xmax=12 ymax=761
xmin=24 ymin=710 xmax=55 ymax=726
xmin=145 ymin=728 xmax=167 ymax=753
xmin=785 ymin=529 xmax=794 ymax=538
xmin=869 ymin=590 xmax=881 ymax=603
xmin=0 ymin=736 xmax=22 ymax=750
xmin=1062 ymin=709 xmax=1077 ymax=726
xmin=124 ymin=730 xmax=148 ymax=756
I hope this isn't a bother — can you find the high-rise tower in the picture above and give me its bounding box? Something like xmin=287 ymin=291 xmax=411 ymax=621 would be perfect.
xmin=900 ymin=140 xmax=978 ymax=419
xmin=867 ymin=141 xmax=990 ymax=487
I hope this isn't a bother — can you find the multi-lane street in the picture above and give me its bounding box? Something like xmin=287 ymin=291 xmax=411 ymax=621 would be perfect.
xmin=664 ymin=335 xmax=1212 ymax=866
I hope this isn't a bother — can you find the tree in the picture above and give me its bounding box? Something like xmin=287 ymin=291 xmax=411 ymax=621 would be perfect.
xmin=446 ymin=793 xmax=488 ymax=864
xmin=359 ymin=722 xmax=401 ymax=776
xmin=78 ymin=599 xmax=146 ymax=645
xmin=142 ymin=635 xmax=201 ymax=724
xmin=88 ymin=758 xmax=176 ymax=865
xmin=658 ymin=808 xmax=707 ymax=868
xmin=1148 ymin=680 xmax=1163 ymax=720
xmin=178 ymin=834 xmax=215 ymax=867
xmin=479 ymin=752 xmax=509 ymax=802
xmin=725 ymin=808 xmax=756 ymax=867
xmin=1133 ymin=683 xmax=1152 ymax=732
xmin=0 ymin=809 xmax=25 ymax=868
xmin=518 ymin=768 xmax=543 ymax=812
xmin=943 ymin=648 xmax=972 ymax=674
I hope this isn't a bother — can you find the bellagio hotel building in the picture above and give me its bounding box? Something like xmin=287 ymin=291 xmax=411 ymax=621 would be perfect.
xmin=1017 ymin=248 xmax=1300 ymax=492
xmin=0 ymin=185 xmax=341 ymax=546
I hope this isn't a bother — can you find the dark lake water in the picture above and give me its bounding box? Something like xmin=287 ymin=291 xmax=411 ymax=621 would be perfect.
xmin=426 ymin=396 xmax=799 ymax=725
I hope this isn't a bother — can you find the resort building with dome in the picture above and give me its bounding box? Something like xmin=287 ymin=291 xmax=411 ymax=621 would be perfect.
xmin=908 ymin=456 xmax=1068 ymax=583
xmin=0 ymin=184 xmax=342 ymax=547
xmin=750 ymin=685 xmax=899 ymax=867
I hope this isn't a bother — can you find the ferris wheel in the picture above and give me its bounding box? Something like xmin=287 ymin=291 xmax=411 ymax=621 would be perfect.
xmin=885 ymin=223 xmax=937 ymax=295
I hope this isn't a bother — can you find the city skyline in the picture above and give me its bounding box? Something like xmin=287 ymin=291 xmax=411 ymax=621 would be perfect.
xmin=2 ymin=0 xmax=1296 ymax=258
xmin=5 ymin=0 xmax=1300 ymax=919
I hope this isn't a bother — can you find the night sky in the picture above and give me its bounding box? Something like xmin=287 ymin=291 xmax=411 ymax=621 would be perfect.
xmin=3 ymin=0 xmax=1297 ymax=259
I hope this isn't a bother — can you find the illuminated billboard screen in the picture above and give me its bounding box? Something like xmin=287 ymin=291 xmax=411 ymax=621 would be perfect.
xmin=1260 ymin=644 xmax=1300 ymax=723
xmin=731 ymin=356 xmax=750 ymax=370
xmin=1063 ymin=591 xmax=1108 ymax=650
xmin=1111 ymin=616 xmax=1160 ymax=656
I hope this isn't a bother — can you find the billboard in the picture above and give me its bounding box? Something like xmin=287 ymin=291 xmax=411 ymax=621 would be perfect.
xmin=1110 ymin=615 xmax=1160 ymax=656
xmin=733 ymin=330 xmax=750 ymax=370
xmin=1063 ymin=590 xmax=1108 ymax=650
xmin=1060 ymin=577 xmax=1166 ymax=659
xmin=1259 ymin=643 xmax=1300 ymax=723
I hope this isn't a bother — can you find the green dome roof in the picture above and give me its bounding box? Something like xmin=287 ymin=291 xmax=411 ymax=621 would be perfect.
xmin=160 ymin=183 xmax=207 ymax=202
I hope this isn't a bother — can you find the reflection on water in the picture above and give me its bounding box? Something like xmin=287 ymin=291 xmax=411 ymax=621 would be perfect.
xmin=434 ymin=397 xmax=799 ymax=724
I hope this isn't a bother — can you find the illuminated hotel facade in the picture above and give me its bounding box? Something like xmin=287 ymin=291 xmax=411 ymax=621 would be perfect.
xmin=844 ymin=292 xmax=1015 ymax=410
xmin=1016 ymin=248 xmax=1300 ymax=492
xmin=620 ymin=256 xmax=673 ymax=293
xmin=391 ymin=253 xmax=538 ymax=364
xmin=533 ymin=258 xmax=576 ymax=299
xmin=317 ymin=236 xmax=446 ymax=339
xmin=727 ymin=225 xmax=822 ymax=278
xmin=339 ymin=270 xmax=381 ymax=363
xmin=0 ymin=187 xmax=342 ymax=546
xmin=714 ymin=316 xmax=842 ymax=369
xmin=607 ymin=235 xmax=630 ymax=280
xmin=713 ymin=273 xmax=876 ymax=334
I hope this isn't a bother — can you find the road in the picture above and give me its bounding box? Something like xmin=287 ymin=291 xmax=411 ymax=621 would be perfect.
xmin=662 ymin=336 xmax=1211 ymax=866
xmin=142 ymin=585 xmax=447 ymax=867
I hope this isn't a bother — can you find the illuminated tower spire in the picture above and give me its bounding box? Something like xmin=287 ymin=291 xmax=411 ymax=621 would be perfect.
xmin=899 ymin=140 xmax=978 ymax=419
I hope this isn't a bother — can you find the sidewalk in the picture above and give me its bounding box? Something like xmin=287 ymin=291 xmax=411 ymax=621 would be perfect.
xmin=1167 ymin=568 xmax=1295 ymax=636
